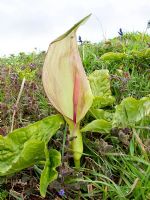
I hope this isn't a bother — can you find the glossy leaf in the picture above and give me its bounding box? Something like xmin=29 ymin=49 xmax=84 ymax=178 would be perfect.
xmin=40 ymin=148 xmax=61 ymax=197
xmin=100 ymin=52 xmax=125 ymax=62
xmin=88 ymin=70 xmax=115 ymax=109
xmin=90 ymin=108 xmax=113 ymax=121
xmin=113 ymin=96 xmax=150 ymax=128
xmin=81 ymin=119 xmax=112 ymax=133
xmin=0 ymin=115 xmax=64 ymax=176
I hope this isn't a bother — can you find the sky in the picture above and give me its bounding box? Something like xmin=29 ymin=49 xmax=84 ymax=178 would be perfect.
xmin=0 ymin=0 xmax=149 ymax=56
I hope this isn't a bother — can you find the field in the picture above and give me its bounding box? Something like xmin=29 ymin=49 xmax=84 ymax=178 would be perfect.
xmin=0 ymin=32 xmax=150 ymax=200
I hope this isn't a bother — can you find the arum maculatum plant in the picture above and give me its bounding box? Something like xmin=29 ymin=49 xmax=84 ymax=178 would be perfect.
xmin=42 ymin=14 xmax=93 ymax=168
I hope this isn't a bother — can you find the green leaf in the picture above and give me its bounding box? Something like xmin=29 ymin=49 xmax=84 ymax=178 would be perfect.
xmin=0 ymin=115 xmax=64 ymax=176
xmin=130 ymin=137 xmax=135 ymax=156
xmin=90 ymin=108 xmax=113 ymax=121
xmin=88 ymin=70 xmax=115 ymax=108
xmin=81 ymin=119 xmax=112 ymax=133
xmin=131 ymin=48 xmax=150 ymax=59
xmin=113 ymin=96 xmax=150 ymax=128
xmin=100 ymin=52 xmax=126 ymax=62
xmin=40 ymin=149 xmax=61 ymax=197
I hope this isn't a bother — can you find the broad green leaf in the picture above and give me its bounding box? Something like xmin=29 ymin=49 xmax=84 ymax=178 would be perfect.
xmin=0 ymin=115 xmax=64 ymax=176
xmin=113 ymin=96 xmax=150 ymax=128
xmin=42 ymin=14 xmax=93 ymax=123
xmin=88 ymin=70 xmax=115 ymax=108
xmin=100 ymin=52 xmax=126 ymax=62
xmin=81 ymin=119 xmax=112 ymax=133
xmin=131 ymin=48 xmax=150 ymax=59
xmin=40 ymin=148 xmax=61 ymax=197
xmin=0 ymin=139 xmax=45 ymax=175
xmin=90 ymin=108 xmax=113 ymax=121
xmin=92 ymin=96 xmax=115 ymax=109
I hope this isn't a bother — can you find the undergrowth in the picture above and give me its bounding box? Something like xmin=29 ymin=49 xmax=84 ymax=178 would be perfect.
xmin=0 ymin=32 xmax=150 ymax=199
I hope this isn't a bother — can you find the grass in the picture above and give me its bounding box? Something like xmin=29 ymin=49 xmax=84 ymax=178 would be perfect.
xmin=0 ymin=32 xmax=150 ymax=199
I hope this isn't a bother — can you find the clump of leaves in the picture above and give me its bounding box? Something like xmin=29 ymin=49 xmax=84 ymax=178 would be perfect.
xmin=0 ymin=115 xmax=64 ymax=197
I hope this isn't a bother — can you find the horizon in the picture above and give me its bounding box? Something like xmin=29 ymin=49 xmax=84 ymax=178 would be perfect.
xmin=1 ymin=31 xmax=150 ymax=58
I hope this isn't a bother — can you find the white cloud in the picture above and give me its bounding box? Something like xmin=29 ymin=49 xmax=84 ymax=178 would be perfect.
xmin=0 ymin=0 xmax=149 ymax=55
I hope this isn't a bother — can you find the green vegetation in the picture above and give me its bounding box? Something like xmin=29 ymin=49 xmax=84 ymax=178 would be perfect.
xmin=0 ymin=31 xmax=150 ymax=199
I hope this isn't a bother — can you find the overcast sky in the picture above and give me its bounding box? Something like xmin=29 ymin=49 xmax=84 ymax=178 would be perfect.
xmin=0 ymin=0 xmax=149 ymax=56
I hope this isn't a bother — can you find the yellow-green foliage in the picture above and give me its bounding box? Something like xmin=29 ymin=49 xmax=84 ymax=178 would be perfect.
xmin=100 ymin=52 xmax=126 ymax=62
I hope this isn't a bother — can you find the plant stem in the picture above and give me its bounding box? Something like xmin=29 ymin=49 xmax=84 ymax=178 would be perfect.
xmin=10 ymin=77 xmax=26 ymax=132
xmin=65 ymin=118 xmax=83 ymax=168
xmin=70 ymin=123 xmax=83 ymax=168
xmin=62 ymin=123 xmax=67 ymax=161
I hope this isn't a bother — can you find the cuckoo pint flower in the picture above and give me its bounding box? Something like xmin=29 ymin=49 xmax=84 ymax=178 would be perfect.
xmin=42 ymin=14 xmax=93 ymax=167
